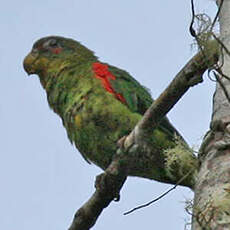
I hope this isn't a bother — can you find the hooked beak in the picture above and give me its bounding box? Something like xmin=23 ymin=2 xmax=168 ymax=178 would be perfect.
xmin=23 ymin=50 xmax=38 ymax=75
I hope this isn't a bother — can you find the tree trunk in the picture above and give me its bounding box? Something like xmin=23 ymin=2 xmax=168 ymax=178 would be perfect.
xmin=192 ymin=0 xmax=230 ymax=229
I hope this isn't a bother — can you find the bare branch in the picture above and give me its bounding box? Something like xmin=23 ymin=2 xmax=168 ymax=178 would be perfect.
xmin=123 ymin=169 xmax=193 ymax=215
xmin=134 ymin=40 xmax=219 ymax=133
xmin=68 ymin=156 xmax=127 ymax=230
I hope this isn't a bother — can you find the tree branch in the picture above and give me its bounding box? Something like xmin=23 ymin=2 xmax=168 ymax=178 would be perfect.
xmin=68 ymin=40 xmax=219 ymax=230
xmin=68 ymin=156 xmax=127 ymax=230
xmin=136 ymin=41 xmax=219 ymax=133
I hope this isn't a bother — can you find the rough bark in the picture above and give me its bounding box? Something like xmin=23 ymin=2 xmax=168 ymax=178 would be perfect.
xmin=68 ymin=40 xmax=219 ymax=230
xmin=192 ymin=1 xmax=230 ymax=229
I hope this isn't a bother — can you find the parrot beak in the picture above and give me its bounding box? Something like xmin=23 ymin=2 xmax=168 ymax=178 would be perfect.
xmin=23 ymin=50 xmax=39 ymax=75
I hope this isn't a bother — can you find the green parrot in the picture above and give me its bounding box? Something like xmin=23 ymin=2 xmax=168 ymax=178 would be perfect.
xmin=23 ymin=36 xmax=188 ymax=182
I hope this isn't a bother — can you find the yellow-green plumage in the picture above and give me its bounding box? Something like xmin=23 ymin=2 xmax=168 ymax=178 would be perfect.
xmin=23 ymin=36 xmax=186 ymax=180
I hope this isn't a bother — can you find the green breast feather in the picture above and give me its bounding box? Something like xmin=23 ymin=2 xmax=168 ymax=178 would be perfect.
xmin=42 ymin=61 xmax=180 ymax=171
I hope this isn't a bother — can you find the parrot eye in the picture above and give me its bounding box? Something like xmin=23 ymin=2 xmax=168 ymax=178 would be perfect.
xmin=49 ymin=39 xmax=59 ymax=48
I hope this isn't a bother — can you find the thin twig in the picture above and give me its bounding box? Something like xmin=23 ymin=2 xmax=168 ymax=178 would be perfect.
xmin=207 ymin=69 xmax=217 ymax=82
xmin=214 ymin=71 xmax=230 ymax=104
xmin=123 ymin=170 xmax=193 ymax=215
xmin=210 ymin=0 xmax=224 ymax=32
xmin=216 ymin=68 xmax=230 ymax=82
xmin=212 ymin=33 xmax=230 ymax=57
xmin=189 ymin=0 xmax=208 ymax=63
xmin=189 ymin=0 xmax=196 ymax=37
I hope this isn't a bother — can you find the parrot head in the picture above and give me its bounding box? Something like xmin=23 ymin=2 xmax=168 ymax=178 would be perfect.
xmin=23 ymin=36 xmax=97 ymax=76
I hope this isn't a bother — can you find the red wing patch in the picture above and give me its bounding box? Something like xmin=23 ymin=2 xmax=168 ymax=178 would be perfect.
xmin=92 ymin=62 xmax=126 ymax=104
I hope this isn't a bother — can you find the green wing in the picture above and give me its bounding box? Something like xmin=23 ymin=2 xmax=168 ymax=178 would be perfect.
xmin=108 ymin=64 xmax=182 ymax=139
xmin=108 ymin=65 xmax=152 ymax=114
